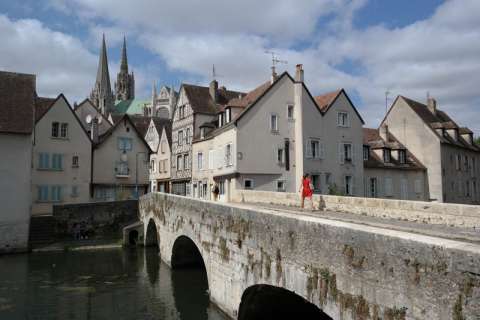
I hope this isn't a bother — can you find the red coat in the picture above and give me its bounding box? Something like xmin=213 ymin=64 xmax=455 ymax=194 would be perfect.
xmin=302 ymin=177 xmax=313 ymax=198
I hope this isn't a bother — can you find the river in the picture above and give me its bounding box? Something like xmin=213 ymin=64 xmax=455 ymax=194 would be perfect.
xmin=0 ymin=248 xmax=229 ymax=320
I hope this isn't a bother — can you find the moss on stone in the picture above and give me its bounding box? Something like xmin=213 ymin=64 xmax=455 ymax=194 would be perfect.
xmin=453 ymin=294 xmax=465 ymax=320
xmin=219 ymin=237 xmax=230 ymax=262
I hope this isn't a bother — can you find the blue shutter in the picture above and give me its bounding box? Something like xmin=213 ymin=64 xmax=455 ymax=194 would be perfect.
xmin=57 ymin=186 xmax=62 ymax=201
xmin=59 ymin=154 xmax=63 ymax=170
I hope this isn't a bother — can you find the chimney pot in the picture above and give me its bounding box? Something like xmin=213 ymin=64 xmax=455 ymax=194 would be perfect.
xmin=91 ymin=117 xmax=99 ymax=143
xmin=427 ymin=97 xmax=437 ymax=114
xmin=209 ymin=80 xmax=218 ymax=103
xmin=295 ymin=64 xmax=304 ymax=82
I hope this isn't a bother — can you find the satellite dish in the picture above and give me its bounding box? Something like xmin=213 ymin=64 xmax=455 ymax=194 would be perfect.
xmin=86 ymin=114 xmax=92 ymax=124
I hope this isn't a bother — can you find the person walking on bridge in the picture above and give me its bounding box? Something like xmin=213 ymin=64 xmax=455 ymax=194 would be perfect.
xmin=300 ymin=173 xmax=314 ymax=210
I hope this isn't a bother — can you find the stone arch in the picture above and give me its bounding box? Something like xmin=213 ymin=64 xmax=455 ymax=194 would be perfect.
xmin=156 ymin=107 xmax=170 ymax=118
xmin=171 ymin=235 xmax=205 ymax=269
xmin=145 ymin=218 xmax=159 ymax=247
xmin=128 ymin=229 xmax=139 ymax=245
xmin=238 ymin=284 xmax=333 ymax=320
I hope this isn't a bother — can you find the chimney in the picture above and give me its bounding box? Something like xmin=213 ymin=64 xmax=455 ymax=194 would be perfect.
xmin=270 ymin=66 xmax=277 ymax=84
xmin=427 ymin=97 xmax=437 ymax=114
xmin=91 ymin=117 xmax=99 ymax=143
xmin=379 ymin=124 xmax=388 ymax=141
xmin=209 ymin=79 xmax=218 ymax=103
xmin=295 ymin=64 xmax=304 ymax=82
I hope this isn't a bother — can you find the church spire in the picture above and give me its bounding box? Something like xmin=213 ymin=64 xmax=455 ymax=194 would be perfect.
xmin=90 ymin=34 xmax=115 ymax=115
xmin=120 ymin=36 xmax=128 ymax=73
xmin=115 ymin=35 xmax=135 ymax=101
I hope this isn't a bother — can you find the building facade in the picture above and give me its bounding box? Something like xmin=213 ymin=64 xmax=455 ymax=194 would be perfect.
xmin=383 ymin=96 xmax=480 ymax=204
xmin=92 ymin=115 xmax=151 ymax=201
xmin=0 ymin=71 xmax=35 ymax=253
xmin=363 ymin=126 xmax=428 ymax=201
xmin=145 ymin=118 xmax=172 ymax=193
xmin=144 ymin=83 xmax=177 ymax=119
xmin=32 ymin=95 xmax=92 ymax=215
xmin=192 ymin=65 xmax=365 ymax=201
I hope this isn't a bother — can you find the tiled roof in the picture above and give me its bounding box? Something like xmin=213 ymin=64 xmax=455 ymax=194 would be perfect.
xmin=152 ymin=117 xmax=172 ymax=147
xmin=227 ymin=81 xmax=271 ymax=109
xmin=0 ymin=71 xmax=35 ymax=134
xmin=114 ymin=99 xmax=149 ymax=115
xmin=35 ymin=97 xmax=56 ymax=122
xmin=400 ymin=96 xmax=479 ymax=152
xmin=183 ymin=84 xmax=244 ymax=114
xmin=363 ymin=127 xmax=425 ymax=170
xmin=314 ymin=90 xmax=341 ymax=112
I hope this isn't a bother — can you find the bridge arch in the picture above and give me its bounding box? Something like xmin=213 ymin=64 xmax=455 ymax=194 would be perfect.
xmin=171 ymin=235 xmax=206 ymax=269
xmin=238 ymin=284 xmax=332 ymax=320
xmin=145 ymin=218 xmax=159 ymax=247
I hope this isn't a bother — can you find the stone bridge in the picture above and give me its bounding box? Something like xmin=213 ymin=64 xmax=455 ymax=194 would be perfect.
xmin=139 ymin=191 xmax=480 ymax=320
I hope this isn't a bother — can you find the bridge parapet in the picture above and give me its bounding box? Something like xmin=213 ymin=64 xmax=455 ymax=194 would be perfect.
xmin=140 ymin=192 xmax=480 ymax=319
xmin=232 ymin=190 xmax=480 ymax=229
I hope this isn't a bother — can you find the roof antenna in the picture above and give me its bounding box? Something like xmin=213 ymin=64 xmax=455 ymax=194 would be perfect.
xmin=265 ymin=50 xmax=287 ymax=79
xmin=385 ymin=90 xmax=391 ymax=115
xmin=212 ymin=64 xmax=223 ymax=80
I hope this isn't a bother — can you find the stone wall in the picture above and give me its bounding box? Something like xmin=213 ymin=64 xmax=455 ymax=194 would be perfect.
xmin=140 ymin=192 xmax=480 ymax=320
xmin=53 ymin=200 xmax=139 ymax=240
xmin=232 ymin=190 xmax=480 ymax=228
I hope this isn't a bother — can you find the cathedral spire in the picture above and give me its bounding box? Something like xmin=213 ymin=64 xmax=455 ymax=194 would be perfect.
xmin=90 ymin=34 xmax=115 ymax=115
xmin=120 ymin=36 xmax=128 ymax=73
xmin=115 ymin=35 xmax=135 ymax=101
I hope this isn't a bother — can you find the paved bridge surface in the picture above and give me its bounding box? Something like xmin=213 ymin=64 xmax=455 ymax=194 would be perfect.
xmin=139 ymin=192 xmax=480 ymax=320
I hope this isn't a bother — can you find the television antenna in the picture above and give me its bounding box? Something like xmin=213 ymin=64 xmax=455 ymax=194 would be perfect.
xmin=265 ymin=50 xmax=287 ymax=76
xmin=212 ymin=64 xmax=223 ymax=80
xmin=385 ymin=90 xmax=391 ymax=114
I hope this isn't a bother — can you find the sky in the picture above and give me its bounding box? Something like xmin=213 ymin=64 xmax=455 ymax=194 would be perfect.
xmin=1 ymin=0 xmax=479 ymax=132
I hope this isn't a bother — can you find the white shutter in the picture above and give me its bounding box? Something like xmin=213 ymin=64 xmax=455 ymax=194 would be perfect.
xmin=217 ymin=149 xmax=222 ymax=169
xmin=385 ymin=177 xmax=393 ymax=196
xmin=306 ymin=140 xmax=312 ymax=158
xmin=351 ymin=144 xmax=355 ymax=162
xmin=339 ymin=143 xmax=345 ymax=164
xmin=319 ymin=142 xmax=325 ymax=159
xmin=351 ymin=176 xmax=355 ymax=195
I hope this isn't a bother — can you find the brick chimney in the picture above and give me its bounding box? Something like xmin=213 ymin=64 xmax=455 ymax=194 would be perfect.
xmin=427 ymin=97 xmax=437 ymax=114
xmin=209 ymin=79 xmax=218 ymax=103
xmin=379 ymin=124 xmax=388 ymax=142
xmin=295 ymin=64 xmax=304 ymax=82
xmin=91 ymin=117 xmax=99 ymax=143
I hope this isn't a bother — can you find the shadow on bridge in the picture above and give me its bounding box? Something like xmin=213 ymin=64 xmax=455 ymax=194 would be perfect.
xmin=145 ymin=218 xmax=159 ymax=247
xmin=238 ymin=284 xmax=332 ymax=320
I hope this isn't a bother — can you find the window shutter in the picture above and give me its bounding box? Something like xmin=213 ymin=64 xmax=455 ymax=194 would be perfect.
xmin=38 ymin=153 xmax=43 ymax=168
xmin=351 ymin=176 xmax=355 ymax=195
xmin=347 ymin=113 xmax=351 ymax=127
xmin=217 ymin=149 xmax=222 ymax=169
xmin=339 ymin=143 xmax=345 ymax=164
xmin=59 ymin=154 xmax=63 ymax=170
xmin=320 ymin=142 xmax=325 ymax=159
xmin=306 ymin=140 xmax=312 ymax=158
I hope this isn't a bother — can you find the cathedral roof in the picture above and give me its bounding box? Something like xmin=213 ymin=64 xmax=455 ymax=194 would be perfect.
xmin=114 ymin=99 xmax=149 ymax=115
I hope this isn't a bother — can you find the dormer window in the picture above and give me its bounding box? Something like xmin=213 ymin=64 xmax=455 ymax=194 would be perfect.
xmin=383 ymin=149 xmax=391 ymax=163
xmin=225 ymin=108 xmax=231 ymax=123
xmin=218 ymin=113 xmax=223 ymax=127
xmin=363 ymin=145 xmax=370 ymax=161
xmin=398 ymin=150 xmax=406 ymax=164
xmin=200 ymin=127 xmax=205 ymax=139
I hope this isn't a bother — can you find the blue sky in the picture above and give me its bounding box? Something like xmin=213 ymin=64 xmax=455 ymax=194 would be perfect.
xmin=1 ymin=0 xmax=479 ymax=132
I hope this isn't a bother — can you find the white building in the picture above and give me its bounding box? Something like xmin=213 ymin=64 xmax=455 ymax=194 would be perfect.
xmin=192 ymin=65 xmax=365 ymax=201
xmin=383 ymin=96 xmax=480 ymax=204
xmin=145 ymin=118 xmax=172 ymax=193
xmin=0 ymin=71 xmax=35 ymax=253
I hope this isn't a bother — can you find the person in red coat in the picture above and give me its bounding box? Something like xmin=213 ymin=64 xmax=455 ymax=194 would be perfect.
xmin=299 ymin=173 xmax=314 ymax=210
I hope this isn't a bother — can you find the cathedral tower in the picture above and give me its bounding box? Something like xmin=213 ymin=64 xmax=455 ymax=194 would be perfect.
xmin=115 ymin=36 xmax=135 ymax=101
xmin=90 ymin=34 xmax=115 ymax=116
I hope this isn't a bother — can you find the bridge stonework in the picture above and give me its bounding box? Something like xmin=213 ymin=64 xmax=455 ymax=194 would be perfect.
xmin=139 ymin=192 xmax=480 ymax=320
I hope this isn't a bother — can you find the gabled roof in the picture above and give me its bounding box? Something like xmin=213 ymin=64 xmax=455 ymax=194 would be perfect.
xmin=391 ymin=96 xmax=480 ymax=152
xmin=96 ymin=114 xmax=152 ymax=153
xmin=314 ymin=89 xmax=342 ymax=112
xmin=35 ymin=97 xmax=56 ymax=122
xmin=182 ymin=83 xmax=245 ymax=114
xmin=75 ymin=98 xmax=112 ymax=127
xmin=0 ymin=71 xmax=35 ymax=134
xmin=363 ymin=127 xmax=425 ymax=171
xmin=152 ymin=117 xmax=172 ymax=148
xmin=227 ymin=81 xmax=271 ymax=109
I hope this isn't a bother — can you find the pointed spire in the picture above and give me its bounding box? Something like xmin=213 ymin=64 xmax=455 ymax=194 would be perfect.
xmin=121 ymin=35 xmax=128 ymax=73
xmin=152 ymin=80 xmax=157 ymax=106
xmin=95 ymin=34 xmax=112 ymax=92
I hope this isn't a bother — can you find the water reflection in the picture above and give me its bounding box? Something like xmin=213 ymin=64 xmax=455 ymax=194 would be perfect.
xmin=0 ymin=248 xmax=229 ymax=320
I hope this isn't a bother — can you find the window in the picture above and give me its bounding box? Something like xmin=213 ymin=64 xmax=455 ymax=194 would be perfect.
xmin=208 ymin=150 xmax=215 ymax=170
xmin=345 ymin=176 xmax=353 ymax=195
xmin=51 ymin=154 xmax=63 ymax=170
xmin=71 ymin=185 xmax=78 ymax=198
xmin=184 ymin=154 xmax=189 ymax=170
xmin=226 ymin=108 xmax=231 ymax=123
xmin=277 ymin=148 xmax=284 ymax=164
xmin=383 ymin=149 xmax=391 ymax=163
xmin=161 ymin=141 xmax=166 ymax=154
xmin=38 ymin=153 xmax=50 ymax=169
xmin=369 ymin=178 xmax=377 ymax=197
xmin=324 ymin=173 xmax=332 ymax=189
xmin=337 ymin=112 xmax=349 ymax=127
xmin=218 ymin=114 xmax=223 ymax=127
xmin=115 ymin=161 xmax=129 ymax=176
xmin=307 ymin=139 xmax=323 ymax=159
xmin=186 ymin=128 xmax=191 ymax=144
xmin=270 ymin=114 xmax=278 ymax=132
xmin=150 ymin=160 xmax=155 ymax=172
xmin=464 ymin=156 xmax=469 ymax=172
xmin=311 ymin=175 xmax=321 ymax=192
xmin=340 ymin=143 xmax=352 ymax=162
xmin=200 ymin=128 xmax=205 ymax=139
xmin=178 ymin=130 xmax=183 ymax=146
xmin=225 ymin=144 xmax=232 ymax=166
xmin=466 ymin=181 xmax=471 ymax=197
xmin=276 ymin=180 xmax=286 ymax=192
xmin=244 ymin=179 xmax=254 ymax=189
xmin=51 ymin=122 xmax=59 ymax=137
xmin=218 ymin=181 xmax=225 ymax=195
xmin=287 ymin=105 xmax=294 ymax=120
xmin=398 ymin=150 xmax=406 ymax=164
xmin=197 ymin=152 xmax=203 ymax=170
xmin=118 ymin=137 xmax=132 ymax=151
xmin=177 ymin=155 xmax=183 ymax=171
xmin=72 ymin=156 xmax=79 ymax=167
xmin=363 ymin=146 xmax=370 ymax=161
xmin=60 ymin=123 xmax=68 ymax=138
xmin=50 ymin=185 xmax=62 ymax=202
xmin=456 ymin=154 xmax=461 ymax=171
xmin=385 ymin=177 xmax=393 ymax=197
xmin=472 ymin=157 xmax=476 ymax=175
xmin=37 ymin=185 xmax=49 ymax=202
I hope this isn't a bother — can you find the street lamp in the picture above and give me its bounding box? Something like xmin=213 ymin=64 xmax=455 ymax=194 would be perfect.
xmin=135 ymin=152 xmax=147 ymax=199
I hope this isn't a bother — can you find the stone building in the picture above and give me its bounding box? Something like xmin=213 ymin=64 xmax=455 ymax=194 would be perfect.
xmin=89 ymin=34 xmax=115 ymax=116
xmin=145 ymin=118 xmax=172 ymax=192
xmin=383 ymin=96 xmax=480 ymax=204
xmin=363 ymin=126 xmax=428 ymax=201
xmin=171 ymin=80 xmax=244 ymax=195
xmin=114 ymin=37 xmax=135 ymax=101
xmin=191 ymin=65 xmax=365 ymax=201
xmin=32 ymin=94 xmax=92 ymax=215
xmin=0 ymin=71 xmax=35 ymax=253
xmin=143 ymin=83 xmax=177 ymax=119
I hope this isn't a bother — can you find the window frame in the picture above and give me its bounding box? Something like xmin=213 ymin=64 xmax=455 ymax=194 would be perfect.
xmin=197 ymin=152 xmax=204 ymax=170
xmin=270 ymin=113 xmax=279 ymax=132
xmin=337 ymin=112 xmax=349 ymax=127
xmin=244 ymin=179 xmax=254 ymax=190
xmin=363 ymin=146 xmax=370 ymax=161
xmin=276 ymin=180 xmax=286 ymax=192
xmin=287 ymin=104 xmax=294 ymax=120
xmin=383 ymin=148 xmax=391 ymax=163
xmin=60 ymin=123 xmax=68 ymax=138
xmin=51 ymin=122 xmax=59 ymax=138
